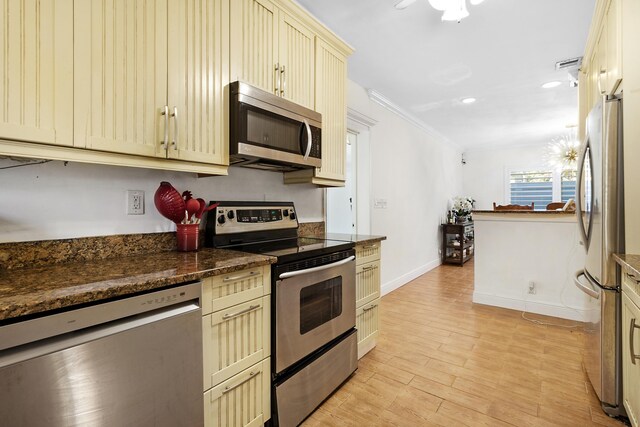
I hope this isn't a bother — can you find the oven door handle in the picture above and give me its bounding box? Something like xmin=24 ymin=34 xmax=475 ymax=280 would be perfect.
xmin=278 ymin=255 xmax=355 ymax=279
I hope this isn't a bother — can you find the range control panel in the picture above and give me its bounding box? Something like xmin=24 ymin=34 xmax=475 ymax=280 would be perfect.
xmin=211 ymin=203 xmax=298 ymax=235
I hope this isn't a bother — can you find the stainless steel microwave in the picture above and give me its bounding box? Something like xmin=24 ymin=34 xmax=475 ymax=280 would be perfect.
xmin=229 ymin=81 xmax=322 ymax=171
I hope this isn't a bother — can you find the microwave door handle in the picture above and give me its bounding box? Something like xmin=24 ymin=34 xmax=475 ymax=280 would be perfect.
xmin=574 ymin=270 xmax=600 ymax=299
xmin=278 ymin=255 xmax=355 ymax=279
xmin=302 ymin=119 xmax=312 ymax=160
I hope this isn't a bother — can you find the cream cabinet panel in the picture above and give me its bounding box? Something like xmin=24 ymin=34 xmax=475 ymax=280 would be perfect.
xmin=356 ymin=261 xmax=381 ymax=308
xmin=0 ymin=0 xmax=73 ymax=146
xmin=622 ymin=292 xmax=640 ymax=427
xmin=74 ymin=0 xmax=167 ymax=156
xmin=606 ymin=0 xmax=622 ymax=94
xmin=203 ymin=296 xmax=270 ymax=392
xmin=356 ymin=299 xmax=380 ymax=360
xmin=314 ymin=38 xmax=347 ymax=182
xmin=167 ymin=0 xmax=228 ymax=165
xmin=278 ymin=13 xmax=314 ymax=109
xmin=202 ymin=267 xmax=269 ymax=315
xmin=230 ymin=0 xmax=278 ymax=94
xmin=355 ymin=242 xmax=381 ymax=266
xmin=204 ymin=358 xmax=271 ymax=427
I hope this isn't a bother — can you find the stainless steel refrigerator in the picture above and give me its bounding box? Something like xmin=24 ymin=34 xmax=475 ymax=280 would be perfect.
xmin=574 ymin=95 xmax=625 ymax=417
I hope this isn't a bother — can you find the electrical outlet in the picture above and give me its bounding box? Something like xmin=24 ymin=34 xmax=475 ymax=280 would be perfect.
xmin=528 ymin=281 xmax=536 ymax=295
xmin=127 ymin=190 xmax=145 ymax=215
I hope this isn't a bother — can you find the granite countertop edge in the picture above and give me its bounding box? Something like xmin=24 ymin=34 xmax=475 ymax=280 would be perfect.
xmin=614 ymin=254 xmax=640 ymax=277
xmin=301 ymin=233 xmax=387 ymax=245
xmin=0 ymin=249 xmax=276 ymax=322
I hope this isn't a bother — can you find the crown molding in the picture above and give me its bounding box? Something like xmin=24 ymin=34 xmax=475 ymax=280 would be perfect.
xmin=347 ymin=107 xmax=378 ymax=128
xmin=366 ymin=88 xmax=461 ymax=150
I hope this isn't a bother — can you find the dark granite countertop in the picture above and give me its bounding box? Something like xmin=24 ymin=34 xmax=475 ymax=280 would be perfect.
xmin=0 ymin=248 xmax=275 ymax=322
xmin=614 ymin=254 xmax=640 ymax=278
xmin=301 ymin=233 xmax=386 ymax=245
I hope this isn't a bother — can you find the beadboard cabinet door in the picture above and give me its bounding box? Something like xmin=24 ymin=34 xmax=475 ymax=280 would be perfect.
xmin=623 ymin=291 xmax=640 ymax=427
xmin=0 ymin=0 xmax=73 ymax=146
xmin=278 ymin=12 xmax=314 ymax=109
xmin=167 ymin=0 xmax=228 ymax=165
xmin=74 ymin=0 xmax=167 ymax=157
xmin=230 ymin=0 xmax=278 ymax=95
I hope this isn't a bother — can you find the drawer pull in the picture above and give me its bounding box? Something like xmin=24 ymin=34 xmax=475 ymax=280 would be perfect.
xmin=361 ymin=245 xmax=378 ymax=250
xmin=222 ymin=304 xmax=261 ymax=320
xmin=363 ymin=304 xmax=377 ymax=312
xmin=221 ymin=369 xmax=260 ymax=395
xmin=630 ymin=318 xmax=640 ymax=365
xmin=626 ymin=272 xmax=640 ymax=284
xmin=362 ymin=265 xmax=374 ymax=271
xmin=223 ymin=271 xmax=259 ymax=282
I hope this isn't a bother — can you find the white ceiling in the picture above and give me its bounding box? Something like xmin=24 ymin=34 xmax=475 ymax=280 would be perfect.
xmin=296 ymin=0 xmax=595 ymax=151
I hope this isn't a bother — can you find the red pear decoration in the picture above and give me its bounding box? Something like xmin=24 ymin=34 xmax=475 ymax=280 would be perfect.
xmin=154 ymin=182 xmax=187 ymax=224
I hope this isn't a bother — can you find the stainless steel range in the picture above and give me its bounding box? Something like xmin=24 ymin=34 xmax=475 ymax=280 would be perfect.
xmin=205 ymin=201 xmax=357 ymax=427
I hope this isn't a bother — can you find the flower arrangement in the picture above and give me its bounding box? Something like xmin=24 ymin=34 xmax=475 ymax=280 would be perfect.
xmin=451 ymin=196 xmax=475 ymax=217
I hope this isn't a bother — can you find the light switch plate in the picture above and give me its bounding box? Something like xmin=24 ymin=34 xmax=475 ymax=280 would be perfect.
xmin=374 ymin=198 xmax=387 ymax=209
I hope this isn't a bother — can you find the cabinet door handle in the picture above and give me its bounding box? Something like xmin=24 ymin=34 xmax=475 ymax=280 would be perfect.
xmin=222 ymin=271 xmax=259 ymax=282
xmin=274 ymin=63 xmax=280 ymax=95
xmin=221 ymin=369 xmax=261 ymax=395
xmin=222 ymin=304 xmax=261 ymax=321
xmin=363 ymin=303 xmax=377 ymax=312
xmin=170 ymin=107 xmax=178 ymax=150
xmin=626 ymin=272 xmax=640 ymax=284
xmin=280 ymin=65 xmax=286 ymax=96
xmin=362 ymin=265 xmax=374 ymax=271
xmin=160 ymin=105 xmax=169 ymax=150
xmin=361 ymin=245 xmax=377 ymax=250
xmin=630 ymin=318 xmax=640 ymax=365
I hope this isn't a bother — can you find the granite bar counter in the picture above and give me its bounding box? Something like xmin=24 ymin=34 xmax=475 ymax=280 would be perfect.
xmin=0 ymin=247 xmax=275 ymax=322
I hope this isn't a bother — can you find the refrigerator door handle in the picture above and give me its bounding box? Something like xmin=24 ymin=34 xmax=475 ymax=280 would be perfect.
xmin=574 ymin=270 xmax=600 ymax=299
xmin=575 ymin=139 xmax=589 ymax=247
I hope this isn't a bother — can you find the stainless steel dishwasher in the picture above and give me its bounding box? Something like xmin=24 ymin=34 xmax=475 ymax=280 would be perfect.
xmin=0 ymin=282 xmax=204 ymax=427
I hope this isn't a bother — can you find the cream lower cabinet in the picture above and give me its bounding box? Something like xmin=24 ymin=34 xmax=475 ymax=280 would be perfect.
xmin=0 ymin=0 xmax=73 ymax=147
xmin=230 ymin=0 xmax=314 ymax=109
xmin=73 ymin=0 xmax=228 ymax=173
xmin=354 ymin=242 xmax=381 ymax=359
xmin=622 ymin=273 xmax=640 ymax=427
xmin=202 ymin=266 xmax=271 ymax=427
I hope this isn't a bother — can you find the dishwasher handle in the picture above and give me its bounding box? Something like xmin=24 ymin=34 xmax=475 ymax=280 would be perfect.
xmin=574 ymin=270 xmax=600 ymax=299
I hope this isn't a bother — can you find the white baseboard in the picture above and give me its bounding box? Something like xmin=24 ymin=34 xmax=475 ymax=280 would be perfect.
xmin=381 ymin=258 xmax=441 ymax=296
xmin=472 ymin=291 xmax=587 ymax=322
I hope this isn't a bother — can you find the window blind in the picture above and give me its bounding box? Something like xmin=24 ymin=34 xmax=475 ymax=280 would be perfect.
xmin=509 ymin=171 xmax=553 ymax=209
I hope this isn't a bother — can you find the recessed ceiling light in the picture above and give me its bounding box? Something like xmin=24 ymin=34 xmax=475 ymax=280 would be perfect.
xmin=542 ymin=81 xmax=562 ymax=89
xmin=461 ymin=97 xmax=476 ymax=104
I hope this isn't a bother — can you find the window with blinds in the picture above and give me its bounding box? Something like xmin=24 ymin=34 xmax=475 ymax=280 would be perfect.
xmin=509 ymin=171 xmax=553 ymax=210
xmin=561 ymin=169 xmax=577 ymax=202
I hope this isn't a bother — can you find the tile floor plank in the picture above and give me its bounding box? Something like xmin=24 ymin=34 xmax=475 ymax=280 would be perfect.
xmin=301 ymin=261 xmax=627 ymax=427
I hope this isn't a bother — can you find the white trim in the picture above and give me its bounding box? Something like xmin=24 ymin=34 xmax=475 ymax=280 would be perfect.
xmin=366 ymin=89 xmax=460 ymax=150
xmin=347 ymin=107 xmax=378 ymax=128
xmin=472 ymin=291 xmax=587 ymax=322
xmin=381 ymin=257 xmax=441 ymax=296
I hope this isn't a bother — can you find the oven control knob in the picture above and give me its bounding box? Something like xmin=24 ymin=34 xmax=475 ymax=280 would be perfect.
xmin=289 ymin=212 xmax=296 ymax=220
xmin=227 ymin=211 xmax=235 ymax=220
xmin=283 ymin=209 xmax=289 ymax=216
xmin=217 ymin=214 xmax=226 ymax=225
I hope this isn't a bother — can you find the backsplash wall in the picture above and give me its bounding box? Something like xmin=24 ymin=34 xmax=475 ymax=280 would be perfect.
xmin=0 ymin=158 xmax=324 ymax=243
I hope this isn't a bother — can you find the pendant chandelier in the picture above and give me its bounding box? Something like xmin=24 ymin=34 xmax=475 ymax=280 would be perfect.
xmin=428 ymin=0 xmax=484 ymax=23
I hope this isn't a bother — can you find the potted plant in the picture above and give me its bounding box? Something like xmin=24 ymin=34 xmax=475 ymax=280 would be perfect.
xmin=451 ymin=196 xmax=475 ymax=223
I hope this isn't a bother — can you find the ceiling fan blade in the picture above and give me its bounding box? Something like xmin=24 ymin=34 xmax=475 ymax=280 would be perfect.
xmin=394 ymin=0 xmax=417 ymax=10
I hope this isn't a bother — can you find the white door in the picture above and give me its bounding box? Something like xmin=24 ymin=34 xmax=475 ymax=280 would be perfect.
xmin=327 ymin=132 xmax=357 ymax=233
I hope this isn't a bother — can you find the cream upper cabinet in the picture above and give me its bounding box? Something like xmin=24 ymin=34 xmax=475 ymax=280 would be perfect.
xmin=230 ymin=0 xmax=314 ymax=109
xmin=0 ymin=0 xmax=73 ymax=146
xmin=622 ymin=291 xmax=640 ymax=427
xmin=75 ymin=0 xmax=228 ymax=167
xmin=605 ymin=0 xmax=622 ymax=94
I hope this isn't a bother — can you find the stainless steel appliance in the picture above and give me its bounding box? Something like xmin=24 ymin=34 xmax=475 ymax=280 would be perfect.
xmin=575 ymin=95 xmax=625 ymax=417
xmin=229 ymin=81 xmax=322 ymax=171
xmin=0 ymin=283 xmax=203 ymax=427
xmin=205 ymin=201 xmax=357 ymax=427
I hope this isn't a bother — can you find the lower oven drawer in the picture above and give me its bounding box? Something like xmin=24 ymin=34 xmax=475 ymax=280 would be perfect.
xmin=356 ymin=299 xmax=380 ymax=359
xmin=204 ymin=358 xmax=271 ymax=427
xmin=274 ymin=330 xmax=357 ymax=427
xmin=203 ymin=296 xmax=270 ymax=391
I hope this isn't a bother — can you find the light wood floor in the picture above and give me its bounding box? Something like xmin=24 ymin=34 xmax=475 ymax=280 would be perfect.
xmin=302 ymin=260 xmax=627 ymax=427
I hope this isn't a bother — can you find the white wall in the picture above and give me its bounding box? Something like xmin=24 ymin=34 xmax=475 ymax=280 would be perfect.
xmin=347 ymin=80 xmax=463 ymax=295
xmin=0 ymin=158 xmax=323 ymax=243
xmin=462 ymin=144 xmax=548 ymax=210
xmin=473 ymin=213 xmax=588 ymax=321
